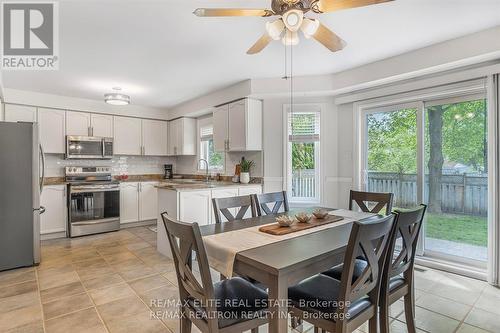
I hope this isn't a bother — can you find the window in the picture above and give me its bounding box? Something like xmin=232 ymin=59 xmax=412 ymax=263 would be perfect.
xmin=199 ymin=125 xmax=224 ymax=171
xmin=286 ymin=109 xmax=321 ymax=203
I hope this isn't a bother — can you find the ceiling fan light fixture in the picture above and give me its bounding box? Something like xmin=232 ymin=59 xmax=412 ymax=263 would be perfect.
xmin=281 ymin=30 xmax=299 ymax=46
xmin=266 ymin=20 xmax=285 ymax=40
xmin=282 ymin=9 xmax=303 ymax=32
xmin=300 ymin=18 xmax=320 ymax=38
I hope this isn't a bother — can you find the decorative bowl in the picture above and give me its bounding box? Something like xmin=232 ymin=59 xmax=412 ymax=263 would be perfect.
xmin=312 ymin=209 xmax=329 ymax=219
xmin=275 ymin=215 xmax=294 ymax=227
xmin=295 ymin=212 xmax=312 ymax=223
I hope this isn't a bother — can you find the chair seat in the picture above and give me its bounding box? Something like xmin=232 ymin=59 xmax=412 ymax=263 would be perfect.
xmin=288 ymin=274 xmax=372 ymax=320
xmin=188 ymin=277 xmax=268 ymax=328
xmin=322 ymin=259 xmax=405 ymax=291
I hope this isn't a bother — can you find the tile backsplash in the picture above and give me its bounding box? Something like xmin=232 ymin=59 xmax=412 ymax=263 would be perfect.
xmin=45 ymin=154 xmax=176 ymax=177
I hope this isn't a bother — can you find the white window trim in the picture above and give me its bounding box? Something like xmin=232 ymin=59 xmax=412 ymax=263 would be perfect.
xmin=197 ymin=117 xmax=225 ymax=173
xmin=283 ymin=104 xmax=321 ymax=205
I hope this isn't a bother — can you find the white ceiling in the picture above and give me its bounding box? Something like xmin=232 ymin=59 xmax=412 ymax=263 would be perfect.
xmin=3 ymin=0 xmax=500 ymax=109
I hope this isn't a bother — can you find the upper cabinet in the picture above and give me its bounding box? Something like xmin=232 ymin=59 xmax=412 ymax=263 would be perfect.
xmin=91 ymin=114 xmax=113 ymax=137
xmin=213 ymin=98 xmax=262 ymax=152
xmin=168 ymin=118 xmax=196 ymax=156
xmin=66 ymin=112 xmax=113 ymax=137
xmin=66 ymin=111 xmax=91 ymax=136
xmin=4 ymin=104 xmax=37 ymax=122
xmin=39 ymin=108 xmax=66 ymax=154
xmin=213 ymin=105 xmax=229 ymax=152
xmin=142 ymin=119 xmax=168 ymax=156
xmin=114 ymin=116 xmax=142 ymax=155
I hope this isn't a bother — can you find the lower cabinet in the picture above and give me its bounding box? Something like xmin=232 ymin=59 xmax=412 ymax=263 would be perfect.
xmin=120 ymin=181 xmax=159 ymax=225
xmin=239 ymin=186 xmax=263 ymax=219
xmin=40 ymin=185 xmax=67 ymax=235
xmin=120 ymin=182 xmax=139 ymax=224
xmin=139 ymin=182 xmax=158 ymax=221
xmin=178 ymin=190 xmax=212 ymax=225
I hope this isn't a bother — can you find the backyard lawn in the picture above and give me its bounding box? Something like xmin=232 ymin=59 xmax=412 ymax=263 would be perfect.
xmin=425 ymin=213 xmax=487 ymax=247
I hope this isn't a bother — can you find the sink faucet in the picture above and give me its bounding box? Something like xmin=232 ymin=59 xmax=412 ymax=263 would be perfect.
xmin=198 ymin=159 xmax=209 ymax=182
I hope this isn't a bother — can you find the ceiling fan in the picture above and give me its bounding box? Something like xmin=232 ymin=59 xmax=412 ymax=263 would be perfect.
xmin=194 ymin=0 xmax=393 ymax=54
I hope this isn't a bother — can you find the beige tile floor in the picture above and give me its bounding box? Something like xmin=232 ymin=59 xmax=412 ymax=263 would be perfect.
xmin=0 ymin=226 xmax=499 ymax=333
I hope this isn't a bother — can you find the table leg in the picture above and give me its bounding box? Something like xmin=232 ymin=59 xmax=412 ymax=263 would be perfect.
xmin=268 ymin=276 xmax=289 ymax=333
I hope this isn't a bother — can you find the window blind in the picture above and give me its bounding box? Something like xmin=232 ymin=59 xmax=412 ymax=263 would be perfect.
xmin=200 ymin=125 xmax=213 ymax=141
xmin=288 ymin=112 xmax=320 ymax=142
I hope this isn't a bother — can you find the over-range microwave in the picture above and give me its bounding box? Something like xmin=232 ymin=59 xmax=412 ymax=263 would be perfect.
xmin=66 ymin=136 xmax=113 ymax=159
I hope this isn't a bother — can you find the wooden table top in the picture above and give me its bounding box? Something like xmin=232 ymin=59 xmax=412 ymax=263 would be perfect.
xmin=199 ymin=207 xmax=382 ymax=275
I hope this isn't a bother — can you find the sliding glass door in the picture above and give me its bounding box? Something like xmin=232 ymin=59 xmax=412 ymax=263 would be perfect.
xmin=363 ymin=92 xmax=488 ymax=268
xmin=424 ymin=96 xmax=488 ymax=263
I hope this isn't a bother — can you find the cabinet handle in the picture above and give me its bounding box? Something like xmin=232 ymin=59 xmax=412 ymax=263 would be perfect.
xmin=88 ymin=126 xmax=92 ymax=136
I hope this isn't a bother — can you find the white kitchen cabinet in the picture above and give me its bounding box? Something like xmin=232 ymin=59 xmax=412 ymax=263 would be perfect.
xmin=213 ymin=105 xmax=228 ymax=152
xmin=213 ymin=98 xmax=262 ymax=152
xmin=179 ymin=190 xmax=211 ymax=225
xmin=91 ymin=114 xmax=113 ymax=137
xmin=120 ymin=182 xmax=139 ymax=224
xmin=66 ymin=111 xmax=91 ymax=136
xmin=168 ymin=118 xmax=196 ymax=156
xmin=114 ymin=116 xmax=142 ymax=155
xmin=38 ymin=108 xmax=65 ymax=154
xmin=40 ymin=185 xmax=66 ymax=235
xmin=139 ymin=182 xmax=159 ymax=221
xmin=4 ymin=104 xmax=37 ymax=122
xmin=142 ymin=119 xmax=168 ymax=156
xmin=210 ymin=188 xmax=239 ymax=223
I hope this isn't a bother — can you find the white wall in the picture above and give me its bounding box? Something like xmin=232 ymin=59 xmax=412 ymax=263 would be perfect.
xmin=262 ymin=96 xmax=343 ymax=208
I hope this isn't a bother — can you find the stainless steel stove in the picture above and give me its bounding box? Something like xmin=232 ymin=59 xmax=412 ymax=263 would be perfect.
xmin=66 ymin=167 xmax=120 ymax=237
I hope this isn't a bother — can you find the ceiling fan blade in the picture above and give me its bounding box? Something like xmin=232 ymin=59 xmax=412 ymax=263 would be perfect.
xmin=313 ymin=0 xmax=393 ymax=13
xmin=247 ymin=34 xmax=273 ymax=54
xmin=311 ymin=22 xmax=346 ymax=52
xmin=193 ymin=8 xmax=273 ymax=17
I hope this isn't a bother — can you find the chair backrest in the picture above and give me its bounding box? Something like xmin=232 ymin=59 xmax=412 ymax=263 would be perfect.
xmin=385 ymin=205 xmax=427 ymax=281
xmin=212 ymin=195 xmax=256 ymax=223
xmin=160 ymin=212 xmax=218 ymax=329
xmin=338 ymin=214 xmax=395 ymax=315
xmin=254 ymin=191 xmax=289 ymax=216
xmin=349 ymin=190 xmax=394 ymax=216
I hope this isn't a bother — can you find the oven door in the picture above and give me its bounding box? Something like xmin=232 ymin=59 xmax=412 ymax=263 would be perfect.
xmin=68 ymin=184 xmax=120 ymax=237
xmin=66 ymin=136 xmax=104 ymax=159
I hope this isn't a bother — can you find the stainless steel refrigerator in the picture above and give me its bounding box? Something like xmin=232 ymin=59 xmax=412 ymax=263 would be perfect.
xmin=0 ymin=122 xmax=45 ymax=271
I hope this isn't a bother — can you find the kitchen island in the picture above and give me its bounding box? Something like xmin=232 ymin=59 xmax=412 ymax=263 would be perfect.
xmin=156 ymin=180 xmax=262 ymax=258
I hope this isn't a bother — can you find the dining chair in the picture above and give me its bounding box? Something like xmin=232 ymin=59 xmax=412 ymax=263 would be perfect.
xmin=288 ymin=214 xmax=395 ymax=333
xmin=212 ymin=195 xmax=257 ymax=223
xmin=321 ymin=205 xmax=427 ymax=333
xmin=379 ymin=205 xmax=426 ymax=333
xmin=253 ymin=191 xmax=289 ymax=216
xmin=349 ymin=190 xmax=394 ymax=216
xmin=160 ymin=212 xmax=269 ymax=333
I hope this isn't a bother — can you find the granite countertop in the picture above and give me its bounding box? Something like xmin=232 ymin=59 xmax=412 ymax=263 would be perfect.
xmin=155 ymin=180 xmax=262 ymax=191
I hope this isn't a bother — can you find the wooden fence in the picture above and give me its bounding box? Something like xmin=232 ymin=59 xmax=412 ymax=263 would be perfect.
xmin=368 ymin=172 xmax=488 ymax=216
xmin=292 ymin=170 xmax=316 ymax=198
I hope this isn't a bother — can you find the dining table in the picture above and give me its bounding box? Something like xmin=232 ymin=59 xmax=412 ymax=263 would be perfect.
xmin=199 ymin=207 xmax=380 ymax=333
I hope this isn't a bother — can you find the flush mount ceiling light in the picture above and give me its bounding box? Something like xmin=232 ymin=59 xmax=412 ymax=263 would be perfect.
xmin=193 ymin=0 xmax=393 ymax=54
xmin=104 ymin=87 xmax=130 ymax=106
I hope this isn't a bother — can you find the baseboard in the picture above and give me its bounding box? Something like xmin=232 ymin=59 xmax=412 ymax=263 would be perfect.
xmin=120 ymin=219 xmax=156 ymax=229
xmin=41 ymin=231 xmax=67 ymax=241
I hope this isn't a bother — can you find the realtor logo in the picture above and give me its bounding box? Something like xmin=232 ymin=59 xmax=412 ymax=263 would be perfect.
xmin=1 ymin=1 xmax=59 ymax=70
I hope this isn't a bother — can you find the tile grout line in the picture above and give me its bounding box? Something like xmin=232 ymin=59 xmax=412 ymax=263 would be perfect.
xmin=34 ymin=268 xmax=48 ymax=333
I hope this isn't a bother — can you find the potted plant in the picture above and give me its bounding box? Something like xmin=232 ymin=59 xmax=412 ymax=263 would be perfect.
xmin=239 ymin=159 xmax=255 ymax=184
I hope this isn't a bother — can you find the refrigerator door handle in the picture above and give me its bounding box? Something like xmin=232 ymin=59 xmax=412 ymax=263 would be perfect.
xmin=39 ymin=206 xmax=46 ymax=214
xmin=39 ymin=144 xmax=46 ymax=194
